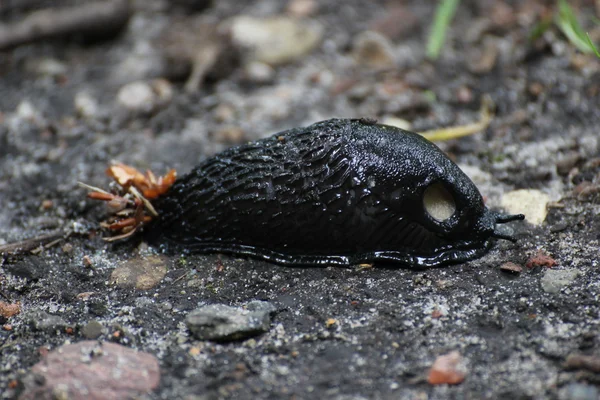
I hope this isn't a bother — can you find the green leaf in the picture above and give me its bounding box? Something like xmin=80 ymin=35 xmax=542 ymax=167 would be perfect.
xmin=426 ymin=0 xmax=460 ymax=60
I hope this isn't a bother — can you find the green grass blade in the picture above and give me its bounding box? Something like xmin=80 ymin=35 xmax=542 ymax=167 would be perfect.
xmin=586 ymin=33 xmax=600 ymax=57
xmin=426 ymin=0 xmax=460 ymax=60
xmin=555 ymin=0 xmax=600 ymax=57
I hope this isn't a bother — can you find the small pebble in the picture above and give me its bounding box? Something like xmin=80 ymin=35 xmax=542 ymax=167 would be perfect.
xmin=40 ymin=199 xmax=53 ymax=210
xmin=213 ymin=126 xmax=245 ymax=144
xmin=0 ymin=302 xmax=21 ymax=318
xmin=110 ymin=255 xmax=168 ymax=290
xmin=558 ymin=382 xmax=599 ymax=400
xmin=428 ymin=351 xmax=466 ymax=385
xmin=26 ymin=57 xmax=67 ymax=78
xmin=501 ymin=189 xmax=550 ymax=226
xmin=82 ymin=255 xmax=93 ymax=268
xmin=62 ymin=243 xmax=74 ymax=254
xmin=541 ymin=269 xmax=580 ymax=294
xmin=229 ymin=16 xmax=323 ymax=66
xmin=74 ymin=91 xmax=100 ymax=119
xmin=27 ymin=311 xmax=68 ymax=333
xmin=213 ymin=103 xmax=236 ymax=123
xmin=352 ymin=31 xmax=396 ymax=69
xmin=116 ymin=79 xmax=173 ymax=114
xmin=380 ymin=116 xmax=411 ymax=131
xmin=526 ymin=250 xmax=557 ymax=268
xmin=286 ymin=0 xmax=318 ymax=17
xmin=186 ymin=301 xmax=275 ymax=342
xmin=244 ymin=61 xmax=275 ymax=83
xmin=500 ymin=262 xmax=523 ymax=274
xmin=82 ymin=320 xmax=104 ymax=339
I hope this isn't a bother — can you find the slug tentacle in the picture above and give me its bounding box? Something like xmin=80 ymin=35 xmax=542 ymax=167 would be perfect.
xmin=148 ymin=118 xmax=525 ymax=267
xmin=491 ymin=212 xmax=525 ymax=242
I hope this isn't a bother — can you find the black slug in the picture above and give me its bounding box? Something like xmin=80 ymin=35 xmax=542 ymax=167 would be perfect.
xmin=151 ymin=118 xmax=524 ymax=267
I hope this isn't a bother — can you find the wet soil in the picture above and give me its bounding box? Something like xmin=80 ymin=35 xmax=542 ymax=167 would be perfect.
xmin=1 ymin=0 xmax=600 ymax=399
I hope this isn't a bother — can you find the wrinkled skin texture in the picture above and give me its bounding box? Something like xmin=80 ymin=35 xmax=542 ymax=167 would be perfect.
xmin=151 ymin=119 xmax=521 ymax=267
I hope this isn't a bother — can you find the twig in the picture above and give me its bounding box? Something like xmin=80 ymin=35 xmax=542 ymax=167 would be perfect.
xmin=129 ymin=186 xmax=158 ymax=217
xmin=0 ymin=230 xmax=67 ymax=255
xmin=172 ymin=271 xmax=191 ymax=285
xmin=77 ymin=182 xmax=112 ymax=196
xmin=30 ymin=235 xmax=69 ymax=255
xmin=0 ymin=290 xmax=10 ymax=301
xmin=0 ymin=0 xmax=131 ymax=50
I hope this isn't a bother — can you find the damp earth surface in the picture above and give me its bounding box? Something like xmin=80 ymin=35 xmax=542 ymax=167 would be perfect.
xmin=1 ymin=1 xmax=600 ymax=399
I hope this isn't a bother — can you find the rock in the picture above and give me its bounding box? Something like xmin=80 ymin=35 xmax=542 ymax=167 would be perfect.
xmin=186 ymin=301 xmax=275 ymax=342
xmin=27 ymin=311 xmax=68 ymax=333
xmin=116 ymin=79 xmax=173 ymax=114
xmin=213 ymin=103 xmax=236 ymax=123
xmin=110 ymin=255 xmax=168 ymax=290
xmin=229 ymin=16 xmax=323 ymax=66
xmin=379 ymin=116 xmax=411 ymax=131
xmin=541 ymin=269 xmax=580 ymax=294
xmin=428 ymin=351 xmax=466 ymax=385
xmin=243 ymin=61 xmax=275 ymax=83
xmin=246 ymin=300 xmax=277 ymax=314
xmin=19 ymin=341 xmax=160 ymax=400
xmin=500 ymin=262 xmax=523 ymax=274
xmin=0 ymin=301 xmax=20 ymax=318
xmin=558 ymin=383 xmax=599 ymax=400
xmin=500 ymin=189 xmax=550 ymax=226
xmin=15 ymin=100 xmax=41 ymax=122
xmin=286 ymin=0 xmax=318 ymax=17
xmin=213 ymin=126 xmax=245 ymax=144
xmin=369 ymin=5 xmax=418 ymax=41
xmin=25 ymin=57 xmax=67 ymax=78
xmin=74 ymin=92 xmax=100 ymax=119
xmin=565 ymin=353 xmax=600 ymax=373
xmin=82 ymin=320 xmax=104 ymax=339
xmin=352 ymin=31 xmax=396 ymax=69
xmin=526 ymin=250 xmax=557 ymax=269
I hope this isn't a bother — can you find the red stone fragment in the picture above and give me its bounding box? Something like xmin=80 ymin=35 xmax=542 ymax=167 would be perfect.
xmin=428 ymin=351 xmax=466 ymax=385
xmin=0 ymin=301 xmax=21 ymax=318
xmin=526 ymin=250 xmax=557 ymax=268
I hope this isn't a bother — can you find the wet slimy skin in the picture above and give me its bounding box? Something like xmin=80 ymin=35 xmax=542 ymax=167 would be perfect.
xmin=152 ymin=119 xmax=524 ymax=267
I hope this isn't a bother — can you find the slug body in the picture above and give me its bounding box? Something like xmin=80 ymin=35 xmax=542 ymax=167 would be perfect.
xmin=153 ymin=119 xmax=523 ymax=267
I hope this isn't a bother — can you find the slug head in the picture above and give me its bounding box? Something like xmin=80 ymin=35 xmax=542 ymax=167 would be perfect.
xmin=350 ymin=121 xmax=524 ymax=256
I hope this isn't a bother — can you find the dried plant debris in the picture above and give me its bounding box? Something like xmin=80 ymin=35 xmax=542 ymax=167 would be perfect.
xmin=419 ymin=95 xmax=494 ymax=142
xmin=79 ymin=162 xmax=176 ymax=241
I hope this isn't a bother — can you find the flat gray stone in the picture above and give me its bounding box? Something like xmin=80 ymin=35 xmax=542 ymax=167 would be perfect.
xmin=541 ymin=269 xmax=580 ymax=294
xmin=27 ymin=311 xmax=68 ymax=333
xmin=186 ymin=301 xmax=275 ymax=342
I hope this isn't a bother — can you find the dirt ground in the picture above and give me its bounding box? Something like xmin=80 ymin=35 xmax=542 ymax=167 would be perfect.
xmin=1 ymin=0 xmax=600 ymax=399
